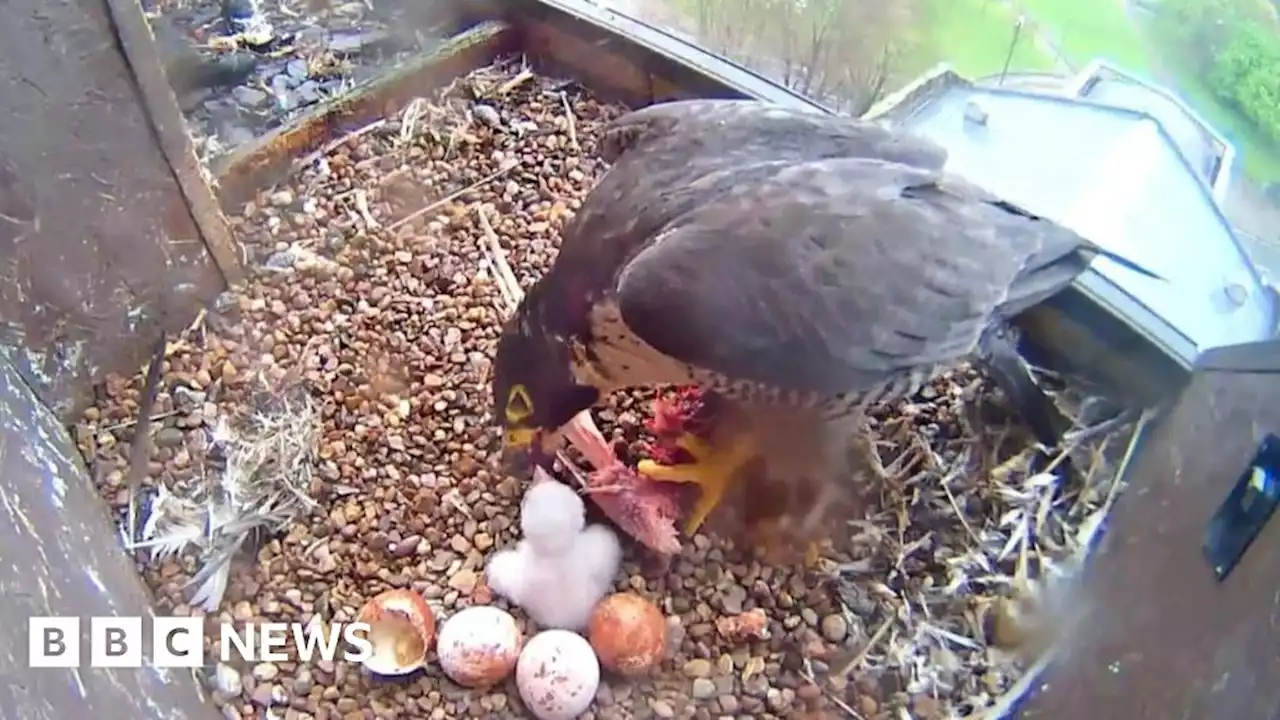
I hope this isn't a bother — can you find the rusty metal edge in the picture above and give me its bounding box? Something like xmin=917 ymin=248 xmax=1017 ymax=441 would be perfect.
xmin=210 ymin=21 xmax=511 ymax=209
xmin=103 ymin=0 xmax=245 ymax=286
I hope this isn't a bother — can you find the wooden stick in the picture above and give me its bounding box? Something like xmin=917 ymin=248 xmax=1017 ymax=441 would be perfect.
xmin=293 ymin=119 xmax=387 ymax=171
xmin=104 ymin=0 xmax=244 ymax=284
xmin=386 ymin=164 xmax=514 ymax=232
xmin=560 ymin=92 xmax=579 ymax=151
xmin=125 ymin=331 xmax=168 ymax=550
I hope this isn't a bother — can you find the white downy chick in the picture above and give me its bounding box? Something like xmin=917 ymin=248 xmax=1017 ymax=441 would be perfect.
xmin=486 ymin=477 xmax=622 ymax=631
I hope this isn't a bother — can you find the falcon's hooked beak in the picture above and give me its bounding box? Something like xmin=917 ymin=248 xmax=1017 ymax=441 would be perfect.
xmin=502 ymin=426 xmax=566 ymax=477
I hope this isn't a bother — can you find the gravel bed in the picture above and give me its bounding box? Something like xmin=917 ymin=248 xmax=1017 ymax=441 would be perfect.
xmin=74 ymin=60 xmax=1145 ymax=719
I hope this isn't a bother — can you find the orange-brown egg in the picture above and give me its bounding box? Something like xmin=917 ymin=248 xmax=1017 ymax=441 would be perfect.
xmin=587 ymin=593 xmax=667 ymax=676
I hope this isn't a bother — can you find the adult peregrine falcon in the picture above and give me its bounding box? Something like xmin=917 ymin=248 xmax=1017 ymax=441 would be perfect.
xmin=492 ymin=98 xmax=1156 ymax=541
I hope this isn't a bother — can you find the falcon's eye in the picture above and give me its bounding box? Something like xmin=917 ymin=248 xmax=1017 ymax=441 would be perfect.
xmin=505 ymin=384 xmax=534 ymax=424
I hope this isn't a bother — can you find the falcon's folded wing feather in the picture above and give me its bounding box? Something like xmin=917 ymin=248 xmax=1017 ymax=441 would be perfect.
xmin=612 ymin=157 xmax=1096 ymax=397
xmin=599 ymin=99 xmax=949 ymax=172
xmin=552 ymin=103 xmax=950 ymax=300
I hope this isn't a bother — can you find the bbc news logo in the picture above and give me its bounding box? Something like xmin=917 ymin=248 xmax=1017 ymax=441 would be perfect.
xmin=29 ymin=617 xmax=373 ymax=667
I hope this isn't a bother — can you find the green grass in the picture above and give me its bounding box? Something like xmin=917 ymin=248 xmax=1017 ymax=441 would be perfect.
xmin=1019 ymin=0 xmax=1152 ymax=75
xmin=1017 ymin=0 xmax=1280 ymax=182
xmin=1158 ymin=55 xmax=1280 ymax=182
xmin=912 ymin=0 xmax=1057 ymax=77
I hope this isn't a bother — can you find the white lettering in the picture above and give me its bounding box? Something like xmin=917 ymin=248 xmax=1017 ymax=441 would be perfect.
xmin=219 ymin=624 xmax=254 ymax=664
xmin=33 ymin=617 xmax=373 ymax=668
xmin=293 ymin=618 xmax=340 ymax=662
xmin=341 ymin=622 xmax=373 ymax=663
xmin=258 ymin=622 xmax=290 ymax=662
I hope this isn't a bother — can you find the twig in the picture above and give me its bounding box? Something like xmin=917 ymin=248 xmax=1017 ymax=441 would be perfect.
xmin=1061 ymin=407 xmax=1139 ymax=446
xmin=442 ymin=488 xmax=474 ymax=519
xmin=968 ymin=406 xmax=1155 ymax=719
xmin=398 ymin=97 xmax=428 ymax=144
xmin=125 ymin=330 xmax=168 ymax=551
xmin=495 ymin=69 xmax=535 ymax=97
xmin=800 ymin=661 xmax=866 ymax=719
xmin=477 ymin=207 xmax=522 ymax=309
xmin=560 ymin=92 xmax=579 ymax=151
xmin=940 ymin=456 xmax=983 ymax=547
xmin=294 ymin=118 xmax=387 ymax=170
xmin=964 ymin=643 xmax=1055 ymax=720
xmin=831 ymin=613 xmax=895 ymax=678
xmin=386 ymin=163 xmax=515 ymax=232
xmin=184 ymin=308 xmax=207 ymax=336
xmin=99 ymin=409 xmax=182 ymax=433
xmin=1096 ymin=407 xmax=1154 ymax=524
xmin=353 ymin=189 xmax=380 ymax=229
xmin=1037 ymin=440 xmax=1078 ymax=477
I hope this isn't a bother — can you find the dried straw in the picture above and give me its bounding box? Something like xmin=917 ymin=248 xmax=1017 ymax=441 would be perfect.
xmin=132 ymin=379 xmax=320 ymax=612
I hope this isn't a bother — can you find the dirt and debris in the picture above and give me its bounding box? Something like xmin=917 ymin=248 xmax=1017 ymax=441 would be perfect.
xmin=146 ymin=0 xmax=461 ymax=162
xmin=75 ymin=60 xmax=1147 ymax=719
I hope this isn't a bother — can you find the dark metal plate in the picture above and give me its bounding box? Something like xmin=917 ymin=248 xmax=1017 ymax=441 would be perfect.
xmin=1205 ymin=433 xmax=1280 ymax=581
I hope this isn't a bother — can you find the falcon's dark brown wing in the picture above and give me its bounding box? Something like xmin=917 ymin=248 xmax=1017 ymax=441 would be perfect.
xmin=611 ymin=157 xmax=1100 ymax=397
xmin=546 ymin=101 xmax=949 ymax=302
xmin=599 ymin=98 xmax=948 ymax=176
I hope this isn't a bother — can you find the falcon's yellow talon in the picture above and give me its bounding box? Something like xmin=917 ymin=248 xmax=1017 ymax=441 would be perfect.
xmin=635 ymin=459 xmax=695 ymax=483
xmin=676 ymin=435 xmax=713 ymax=458
xmin=804 ymin=541 xmax=825 ymax=569
xmin=638 ymin=432 xmax=755 ymax=536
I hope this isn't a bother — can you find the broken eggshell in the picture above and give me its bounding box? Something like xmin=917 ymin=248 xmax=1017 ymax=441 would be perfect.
xmin=436 ymin=605 xmax=523 ymax=688
xmin=356 ymin=589 xmax=436 ymax=676
xmin=516 ymin=629 xmax=601 ymax=720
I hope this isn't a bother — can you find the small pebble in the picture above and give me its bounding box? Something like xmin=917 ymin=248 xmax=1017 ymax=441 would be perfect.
xmin=682 ymin=658 xmax=712 ymax=678
xmin=233 ymin=86 xmax=268 ymax=106
xmin=821 ymin=613 xmax=849 ymax=643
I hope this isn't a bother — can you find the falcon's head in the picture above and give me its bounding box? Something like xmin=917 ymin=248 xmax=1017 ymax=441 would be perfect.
xmin=492 ymin=312 xmax=600 ymax=475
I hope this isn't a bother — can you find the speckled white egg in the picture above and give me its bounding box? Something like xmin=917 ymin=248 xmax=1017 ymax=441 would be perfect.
xmin=436 ymin=606 xmax=523 ymax=688
xmin=516 ymin=629 xmax=601 ymax=720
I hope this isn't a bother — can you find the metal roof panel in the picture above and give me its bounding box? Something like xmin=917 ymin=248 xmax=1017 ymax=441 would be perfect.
xmin=894 ymin=83 xmax=1275 ymax=353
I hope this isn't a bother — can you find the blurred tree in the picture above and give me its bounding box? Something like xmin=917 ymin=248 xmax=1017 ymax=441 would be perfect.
xmin=682 ymin=0 xmax=917 ymax=115
xmin=1150 ymin=0 xmax=1280 ymax=142
xmin=1151 ymin=0 xmax=1277 ymax=73
xmin=1211 ymin=21 xmax=1280 ymax=142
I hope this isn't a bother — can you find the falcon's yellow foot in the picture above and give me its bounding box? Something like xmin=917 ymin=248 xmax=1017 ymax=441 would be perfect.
xmin=637 ymin=432 xmax=754 ymax=535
